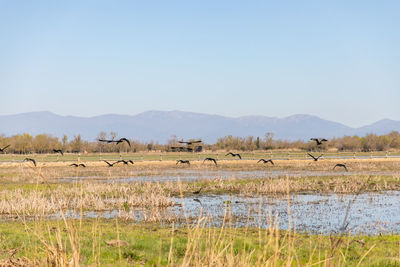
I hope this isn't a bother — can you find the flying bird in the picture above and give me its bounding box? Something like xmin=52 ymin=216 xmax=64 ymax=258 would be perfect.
xmin=225 ymin=152 xmax=242 ymax=159
xmin=70 ymin=163 xmax=86 ymax=167
xmin=116 ymin=160 xmax=134 ymax=165
xmin=203 ymin=157 xmax=217 ymax=166
xmin=333 ymin=163 xmax=348 ymax=172
xmin=193 ymin=198 xmax=202 ymax=205
xmin=176 ymin=160 xmax=190 ymax=166
xmin=98 ymin=139 xmax=115 ymax=143
xmin=115 ymin=138 xmax=131 ymax=147
xmin=98 ymin=138 xmax=131 ymax=147
xmin=310 ymin=138 xmax=328 ymax=145
xmin=193 ymin=187 xmax=203 ymax=194
xmin=23 ymin=158 xmax=36 ymax=167
xmin=257 ymin=159 xmax=274 ymax=165
xmin=0 ymin=145 xmax=10 ymax=153
xmin=53 ymin=149 xmax=64 ymax=156
xmin=103 ymin=160 xmax=118 ymax=167
xmin=307 ymin=153 xmax=323 ymax=161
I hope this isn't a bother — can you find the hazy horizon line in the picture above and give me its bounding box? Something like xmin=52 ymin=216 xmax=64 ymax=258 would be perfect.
xmin=0 ymin=109 xmax=398 ymax=129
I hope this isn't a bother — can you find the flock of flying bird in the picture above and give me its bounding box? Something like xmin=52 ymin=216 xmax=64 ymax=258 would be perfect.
xmin=1 ymin=137 xmax=348 ymax=171
xmin=16 ymin=138 xmax=132 ymax=168
xmin=188 ymin=137 xmax=348 ymax=171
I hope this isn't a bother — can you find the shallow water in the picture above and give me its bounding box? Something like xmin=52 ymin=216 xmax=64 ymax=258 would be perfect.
xmin=59 ymin=169 xmax=398 ymax=183
xmin=47 ymin=191 xmax=400 ymax=235
xmin=178 ymin=192 xmax=400 ymax=235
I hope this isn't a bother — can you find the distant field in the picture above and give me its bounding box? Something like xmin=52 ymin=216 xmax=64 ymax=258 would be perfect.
xmin=1 ymin=150 xmax=400 ymax=163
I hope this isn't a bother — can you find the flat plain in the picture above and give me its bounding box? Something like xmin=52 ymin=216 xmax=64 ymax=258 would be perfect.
xmin=0 ymin=152 xmax=400 ymax=266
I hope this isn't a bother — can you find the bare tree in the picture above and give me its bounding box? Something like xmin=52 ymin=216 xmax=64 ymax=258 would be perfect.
xmin=109 ymin=131 xmax=118 ymax=140
xmin=264 ymin=132 xmax=274 ymax=150
xmin=168 ymin=135 xmax=178 ymax=146
xmin=70 ymin=135 xmax=83 ymax=153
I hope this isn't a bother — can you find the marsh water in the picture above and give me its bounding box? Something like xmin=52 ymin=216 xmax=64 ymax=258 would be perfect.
xmin=178 ymin=192 xmax=400 ymax=235
xmin=4 ymin=165 xmax=399 ymax=235
xmin=47 ymin=191 xmax=400 ymax=235
xmin=58 ymin=169 xmax=399 ymax=183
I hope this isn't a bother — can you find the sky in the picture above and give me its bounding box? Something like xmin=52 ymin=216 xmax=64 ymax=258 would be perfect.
xmin=0 ymin=1 xmax=399 ymax=127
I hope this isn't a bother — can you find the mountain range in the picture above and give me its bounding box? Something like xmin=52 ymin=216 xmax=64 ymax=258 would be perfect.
xmin=0 ymin=111 xmax=399 ymax=143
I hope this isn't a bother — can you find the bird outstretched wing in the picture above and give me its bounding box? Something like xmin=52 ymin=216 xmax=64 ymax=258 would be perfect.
xmin=118 ymin=138 xmax=131 ymax=147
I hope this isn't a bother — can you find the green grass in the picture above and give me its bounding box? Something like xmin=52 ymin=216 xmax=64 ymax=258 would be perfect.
xmin=0 ymin=219 xmax=399 ymax=266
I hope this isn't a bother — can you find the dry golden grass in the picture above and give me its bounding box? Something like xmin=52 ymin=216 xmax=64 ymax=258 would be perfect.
xmin=0 ymin=174 xmax=397 ymax=221
xmin=0 ymin=182 xmax=175 ymax=218
xmin=0 ymin=158 xmax=399 ymax=184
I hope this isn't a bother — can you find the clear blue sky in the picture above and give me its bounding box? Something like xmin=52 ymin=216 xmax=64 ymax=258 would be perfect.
xmin=0 ymin=1 xmax=399 ymax=127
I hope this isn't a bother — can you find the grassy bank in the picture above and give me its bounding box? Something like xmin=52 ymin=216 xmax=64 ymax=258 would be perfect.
xmin=0 ymin=219 xmax=399 ymax=266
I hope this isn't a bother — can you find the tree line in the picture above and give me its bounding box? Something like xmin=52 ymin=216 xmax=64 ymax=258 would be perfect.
xmin=214 ymin=132 xmax=400 ymax=152
xmin=0 ymin=131 xmax=399 ymax=154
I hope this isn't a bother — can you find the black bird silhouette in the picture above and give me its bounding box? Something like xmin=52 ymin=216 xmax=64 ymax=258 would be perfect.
xmin=176 ymin=160 xmax=190 ymax=166
xmin=98 ymin=139 xmax=115 ymax=143
xmin=70 ymin=163 xmax=86 ymax=167
xmin=116 ymin=160 xmax=134 ymax=165
xmin=193 ymin=198 xmax=202 ymax=205
xmin=203 ymin=157 xmax=218 ymax=166
xmin=98 ymin=138 xmax=131 ymax=147
xmin=0 ymin=145 xmax=10 ymax=153
xmin=307 ymin=153 xmax=323 ymax=161
xmin=103 ymin=160 xmax=118 ymax=167
xmin=178 ymin=140 xmax=202 ymax=145
xmin=53 ymin=149 xmax=64 ymax=156
xmin=193 ymin=187 xmax=203 ymax=194
xmin=257 ymin=159 xmax=274 ymax=165
xmin=115 ymin=138 xmax=131 ymax=147
xmin=23 ymin=158 xmax=36 ymax=166
xmin=225 ymin=152 xmax=242 ymax=159
xmin=333 ymin=163 xmax=348 ymax=172
xmin=310 ymin=138 xmax=328 ymax=145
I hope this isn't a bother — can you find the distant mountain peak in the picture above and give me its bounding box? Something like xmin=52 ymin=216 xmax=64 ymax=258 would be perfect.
xmin=17 ymin=111 xmax=55 ymax=116
xmin=373 ymin=118 xmax=398 ymax=124
xmin=284 ymin=114 xmax=320 ymax=120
